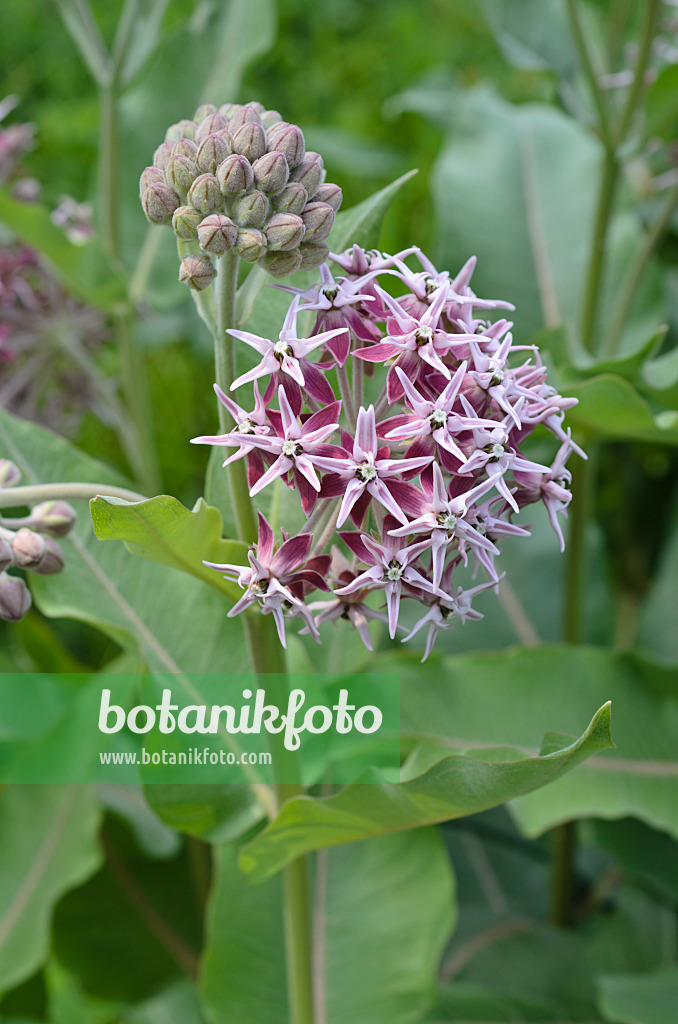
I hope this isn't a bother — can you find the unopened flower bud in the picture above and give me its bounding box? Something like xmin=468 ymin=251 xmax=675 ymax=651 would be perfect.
xmin=231 ymin=123 xmax=267 ymax=162
xmin=187 ymin=173 xmax=223 ymax=214
xmin=228 ymin=103 xmax=263 ymax=133
xmin=172 ymin=205 xmax=202 ymax=239
xmin=312 ymin=182 xmax=342 ymax=211
xmin=260 ymin=248 xmax=303 ymax=277
xmin=198 ymin=213 xmax=238 ymax=254
xmin=252 ymin=151 xmax=289 ymax=194
xmin=172 ymin=138 xmax=198 ymax=162
xmin=153 ymin=141 xmax=173 ymax=169
xmin=265 ymin=212 xmax=305 ymax=251
xmin=261 ymin=109 xmax=282 ymax=128
xmin=268 ymin=124 xmax=305 ymax=168
xmin=142 ymin=183 xmax=180 ymax=224
xmin=0 ymin=460 xmax=21 ymax=488
xmin=179 ymin=253 xmax=217 ymax=291
xmin=30 ymin=500 xmax=77 ymax=538
xmin=33 ymin=538 xmax=65 ymax=575
xmin=233 ymin=190 xmax=270 ymax=228
xmin=234 ymin=228 xmax=268 ymax=262
xmin=139 ymin=166 xmax=164 ymax=197
xmin=0 ymin=539 xmax=12 ymax=572
xmin=266 ymin=120 xmax=291 ymax=142
xmin=289 ymin=158 xmax=323 ymax=197
xmin=166 ymin=120 xmax=196 ymax=142
xmin=219 ymin=102 xmax=240 ymax=119
xmin=11 ymin=528 xmax=46 ymax=569
xmin=196 ymin=134 xmax=232 ymax=174
xmin=298 ymin=241 xmax=330 ymax=270
xmin=272 ymin=182 xmax=308 ymax=215
xmin=0 ymin=573 xmax=31 ymax=622
xmin=217 ymin=153 xmax=254 ymax=195
xmin=301 ymin=202 xmax=335 ymax=242
xmin=194 ymin=103 xmax=217 ymax=123
xmin=195 ymin=113 xmax=229 ymax=144
xmin=164 ymin=154 xmax=198 ymax=194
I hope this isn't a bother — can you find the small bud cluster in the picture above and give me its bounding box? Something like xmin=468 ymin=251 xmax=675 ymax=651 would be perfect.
xmin=140 ymin=101 xmax=342 ymax=285
xmin=0 ymin=461 xmax=76 ymax=622
xmin=194 ymin=246 xmax=584 ymax=660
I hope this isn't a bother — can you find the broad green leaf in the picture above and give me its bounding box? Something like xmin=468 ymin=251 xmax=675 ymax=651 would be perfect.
xmin=202 ymin=829 xmax=455 ymax=1024
xmin=394 ymin=646 xmax=678 ymax=844
xmin=0 ymin=407 xmax=248 ymax=674
xmin=329 ymin=168 xmax=418 ymax=253
xmin=642 ymin=343 xmax=678 ymax=410
xmin=143 ymin=785 xmax=262 ymax=844
xmin=598 ymin=969 xmax=678 ymax=1024
xmin=479 ymin=0 xmax=577 ymax=77
xmin=198 ymin=0 xmax=277 ymax=105
xmin=539 ymin=325 xmax=668 ymax=386
xmin=238 ymin=701 xmax=611 ymax=882
xmin=563 ymin=374 xmax=678 ymax=444
xmin=52 ymin=834 xmax=201 ymax=1003
xmin=435 ymin=982 xmax=565 ymax=1022
xmin=0 ymin=786 xmax=102 ymax=992
xmin=0 ymin=190 xmax=127 ymax=313
xmin=645 ymin=64 xmax=678 ymax=140
xmin=592 ymin=818 xmax=678 ymax=906
xmin=90 ymin=494 xmax=247 ymax=602
xmin=123 ymin=981 xmax=206 ymax=1024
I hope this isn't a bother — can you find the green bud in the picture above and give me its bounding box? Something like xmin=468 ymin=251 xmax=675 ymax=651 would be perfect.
xmin=272 ymin=182 xmax=308 ymax=215
xmin=195 ymin=112 xmax=229 ymax=144
xmin=0 ymin=573 xmax=31 ymax=622
xmin=233 ymin=190 xmax=270 ymax=228
xmin=298 ymin=241 xmax=330 ymax=270
xmin=179 ymin=253 xmax=217 ymax=291
xmin=142 ymin=182 xmax=180 ymax=224
xmin=166 ymin=119 xmax=196 ymax=142
xmin=265 ymin=212 xmax=305 ymax=251
xmin=172 ymin=205 xmax=202 ymax=239
xmin=164 ymin=154 xmax=198 ymax=194
xmin=217 ymin=153 xmax=254 ymax=195
xmin=171 ymin=138 xmax=198 ymax=162
xmin=252 ymin=151 xmax=289 ymax=194
xmin=196 ymin=134 xmax=232 ymax=174
xmin=301 ymin=201 xmax=335 ymax=242
xmin=0 ymin=460 xmax=21 ymax=488
xmin=187 ymin=173 xmax=223 ymax=214
xmin=198 ymin=213 xmax=238 ymax=254
xmin=153 ymin=141 xmax=173 ymax=169
xmin=268 ymin=124 xmax=305 ymax=168
xmin=219 ymin=102 xmax=241 ymax=119
xmin=260 ymin=247 xmax=303 ymax=278
xmin=30 ymin=500 xmax=77 ymax=538
xmin=234 ymin=228 xmax=268 ymax=262
xmin=12 ymin=527 xmax=46 ymax=569
xmin=289 ymin=158 xmax=323 ymax=198
xmin=139 ymin=166 xmax=164 ymax=197
xmin=312 ymin=182 xmax=342 ymax=211
xmin=33 ymin=538 xmax=65 ymax=575
xmin=194 ymin=103 xmax=217 ymax=123
xmin=229 ymin=103 xmax=263 ymax=133
xmin=232 ymin=122 xmax=267 ymax=162
xmin=261 ymin=109 xmax=282 ymax=128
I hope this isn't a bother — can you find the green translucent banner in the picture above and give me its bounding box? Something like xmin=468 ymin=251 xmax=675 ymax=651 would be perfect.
xmin=0 ymin=672 xmax=400 ymax=785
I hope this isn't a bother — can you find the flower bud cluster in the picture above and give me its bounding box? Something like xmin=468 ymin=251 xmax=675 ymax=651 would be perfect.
xmin=0 ymin=461 xmax=76 ymax=623
xmin=140 ymin=101 xmax=343 ymax=286
xmin=0 ymin=95 xmax=39 ymax=201
xmin=194 ymin=246 xmax=584 ymax=659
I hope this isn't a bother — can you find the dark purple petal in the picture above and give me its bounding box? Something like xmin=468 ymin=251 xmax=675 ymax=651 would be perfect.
xmin=270 ymin=532 xmax=313 ymax=576
xmin=339 ymin=531 xmax=374 ymax=564
xmin=386 ymin=480 xmax=428 ymax=518
xmin=302 ymin=401 xmax=342 ymax=435
xmin=319 ymin=472 xmax=347 ymax=498
xmin=301 ymin=360 xmax=336 ymax=405
xmin=353 ymin=342 xmax=400 ymax=363
xmin=257 ymin=512 xmax=275 ymax=565
xmin=296 ymin=470 xmax=319 ymax=516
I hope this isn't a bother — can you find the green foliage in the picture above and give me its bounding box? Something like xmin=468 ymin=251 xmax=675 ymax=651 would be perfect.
xmin=598 ymin=970 xmax=678 ymax=1024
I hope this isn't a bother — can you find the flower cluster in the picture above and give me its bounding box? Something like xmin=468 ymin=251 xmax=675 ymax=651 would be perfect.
xmin=140 ymin=101 xmax=342 ymax=284
xmin=0 ymin=95 xmax=39 ymax=201
xmin=195 ymin=246 xmax=584 ymax=660
xmin=0 ymin=460 xmax=76 ymax=622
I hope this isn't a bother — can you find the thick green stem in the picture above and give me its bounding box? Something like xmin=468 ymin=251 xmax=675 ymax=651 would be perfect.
xmin=580 ymin=146 xmax=619 ymax=352
xmin=213 ymin=258 xmax=315 ymax=1024
xmin=563 ymin=455 xmax=594 ymax=645
xmin=565 ymin=0 xmax=612 ymax=143
xmin=99 ymin=84 xmax=120 ymax=263
xmin=602 ymin=182 xmax=678 ymax=356
xmin=550 ymin=820 xmax=578 ymax=927
xmin=615 ymin=0 xmax=661 ymax=145
xmin=0 ymin=482 xmax=146 ymax=508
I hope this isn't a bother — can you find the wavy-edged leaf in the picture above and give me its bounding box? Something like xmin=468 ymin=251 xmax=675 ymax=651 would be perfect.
xmin=239 ymin=702 xmax=611 ymax=882
xmin=563 ymin=373 xmax=678 ymax=444
xmin=90 ymin=494 xmax=246 ymax=601
xmin=598 ymin=969 xmax=678 ymax=1024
